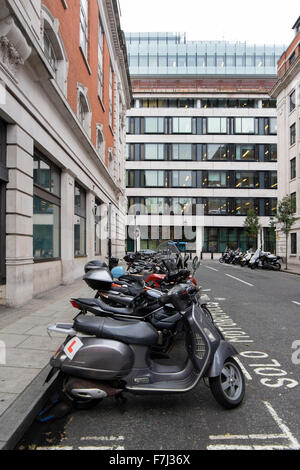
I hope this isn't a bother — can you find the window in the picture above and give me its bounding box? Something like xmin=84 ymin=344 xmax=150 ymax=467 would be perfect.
xmin=42 ymin=6 xmax=68 ymax=94
xmin=291 ymin=192 xmax=297 ymax=213
xmin=235 ymin=199 xmax=257 ymax=216
xmin=290 ymin=90 xmax=296 ymax=112
xmin=144 ymin=171 xmax=165 ymax=187
xmin=206 ymin=171 xmax=227 ymax=188
xmin=44 ymin=31 xmax=57 ymax=71
xmin=144 ymin=117 xmax=164 ymax=133
xmin=172 ymin=117 xmax=192 ymax=133
xmin=264 ymin=144 xmax=277 ymax=162
xmin=265 ymin=117 xmax=277 ymax=135
xmin=80 ymin=0 xmax=88 ymax=57
xmin=172 ymin=171 xmax=192 ymax=187
xmin=207 ymin=117 xmax=227 ymax=134
xmin=96 ymin=124 xmax=105 ymax=161
xmin=236 ymin=144 xmax=256 ymax=161
xmin=235 ymin=172 xmax=258 ymax=188
xmin=291 ymin=233 xmax=297 ymax=255
xmin=94 ymin=198 xmax=102 ymax=255
xmin=235 ymin=118 xmax=255 ymax=134
xmin=98 ymin=18 xmax=104 ymax=99
xmin=33 ymin=151 xmax=61 ymax=261
xmin=290 ymin=123 xmax=296 ymax=145
xmin=74 ymin=183 xmax=86 ymax=256
xmin=109 ymin=65 xmax=113 ymax=129
xmin=172 ymin=144 xmax=193 ymax=160
xmin=144 ymin=144 xmax=164 ymax=160
xmin=206 ymin=144 xmax=228 ymax=160
xmin=77 ymin=83 xmax=91 ymax=135
xmin=206 ymin=199 xmax=228 ymax=215
xmin=290 ymin=157 xmax=296 ymax=180
xmin=0 ymin=120 xmax=7 ymax=284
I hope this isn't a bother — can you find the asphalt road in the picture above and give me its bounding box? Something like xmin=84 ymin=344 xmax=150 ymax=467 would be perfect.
xmin=17 ymin=262 xmax=300 ymax=451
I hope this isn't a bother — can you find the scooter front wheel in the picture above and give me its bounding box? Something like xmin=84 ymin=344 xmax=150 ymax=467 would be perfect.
xmin=209 ymin=357 xmax=245 ymax=409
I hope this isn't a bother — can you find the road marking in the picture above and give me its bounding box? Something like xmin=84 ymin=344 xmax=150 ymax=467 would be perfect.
xmin=292 ymin=301 xmax=300 ymax=306
xmin=80 ymin=436 xmax=124 ymax=441
xmin=36 ymin=446 xmax=73 ymax=450
xmin=234 ymin=357 xmax=252 ymax=380
xmin=208 ymin=401 xmax=300 ymax=450
xmin=263 ymin=401 xmax=300 ymax=450
xmin=203 ymin=265 xmax=219 ymax=272
xmin=225 ymin=273 xmax=254 ymax=287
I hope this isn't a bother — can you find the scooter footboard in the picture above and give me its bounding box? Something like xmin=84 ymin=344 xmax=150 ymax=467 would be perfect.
xmin=205 ymin=340 xmax=238 ymax=378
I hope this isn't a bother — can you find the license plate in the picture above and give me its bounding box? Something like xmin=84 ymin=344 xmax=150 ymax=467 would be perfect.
xmin=64 ymin=337 xmax=83 ymax=360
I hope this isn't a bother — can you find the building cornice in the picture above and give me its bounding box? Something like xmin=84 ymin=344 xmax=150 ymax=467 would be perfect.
xmin=270 ymin=54 xmax=300 ymax=98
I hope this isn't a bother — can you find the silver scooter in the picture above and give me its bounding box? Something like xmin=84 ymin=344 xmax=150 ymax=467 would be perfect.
xmin=46 ymin=284 xmax=245 ymax=410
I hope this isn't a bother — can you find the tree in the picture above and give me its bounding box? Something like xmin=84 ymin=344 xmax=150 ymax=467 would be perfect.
xmin=273 ymin=196 xmax=296 ymax=270
xmin=243 ymin=209 xmax=260 ymax=249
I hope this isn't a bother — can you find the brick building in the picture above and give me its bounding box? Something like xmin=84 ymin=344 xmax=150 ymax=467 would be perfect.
xmin=0 ymin=0 xmax=132 ymax=306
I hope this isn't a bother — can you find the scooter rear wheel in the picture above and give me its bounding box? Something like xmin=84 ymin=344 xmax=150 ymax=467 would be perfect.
xmin=209 ymin=357 xmax=245 ymax=409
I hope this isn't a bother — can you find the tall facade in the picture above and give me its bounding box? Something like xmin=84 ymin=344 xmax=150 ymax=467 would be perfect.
xmin=0 ymin=0 xmax=131 ymax=306
xmin=271 ymin=17 xmax=300 ymax=266
xmin=125 ymin=33 xmax=284 ymax=255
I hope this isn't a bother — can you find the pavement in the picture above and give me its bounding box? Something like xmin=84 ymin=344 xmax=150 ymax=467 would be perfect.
xmin=0 ymin=277 xmax=92 ymax=450
xmin=0 ymin=259 xmax=299 ymax=450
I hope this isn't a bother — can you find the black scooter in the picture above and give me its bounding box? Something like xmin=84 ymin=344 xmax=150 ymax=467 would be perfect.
xmin=46 ymin=284 xmax=245 ymax=410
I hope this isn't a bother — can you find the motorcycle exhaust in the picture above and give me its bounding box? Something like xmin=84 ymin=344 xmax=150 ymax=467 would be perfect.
xmin=65 ymin=377 xmax=122 ymax=400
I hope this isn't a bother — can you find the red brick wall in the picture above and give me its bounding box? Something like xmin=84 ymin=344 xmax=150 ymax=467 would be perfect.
xmin=277 ymin=32 xmax=300 ymax=79
xmin=43 ymin=0 xmax=114 ymax=166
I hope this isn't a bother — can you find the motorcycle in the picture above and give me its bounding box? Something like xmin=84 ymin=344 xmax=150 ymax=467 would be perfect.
xmin=249 ymin=249 xmax=282 ymax=271
xmin=46 ymin=283 xmax=245 ymax=410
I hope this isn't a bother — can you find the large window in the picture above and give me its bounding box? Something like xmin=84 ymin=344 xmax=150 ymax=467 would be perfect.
xmin=235 ymin=172 xmax=258 ymax=188
xmin=206 ymin=171 xmax=227 ymax=188
xmin=79 ymin=0 xmax=88 ymax=57
xmin=172 ymin=117 xmax=193 ymax=133
xmin=206 ymin=199 xmax=228 ymax=215
xmin=172 ymin=144 xmax=193 ymax=160
xmin=207 ymin=117 xmax=227 ymax=134
xmin=235 ymin=199 xmax=257 ymax=215
xmin=172 ymin=171 xmax=192 ymax=187
xmin=206 ymin=144 xmax=229 ymax=160
xmin=235 ymin=117 xmax=255 ymax=134
xmin=144 ymin=144 xmax=164 ymax=160
xmin=0 ymin=120 xmax=7 ymax=284
xmin=143 ymin=171 xmax=165 ymax=187
xmin=236 ymin=144 xmax=256 ymax=161
xmin=74 ymin=183 xmax=86 ymax=257
xmin=33 ymin=152 xmax=61 ymax=261
xmin=144 ymin=117 xmax=164 ymax=133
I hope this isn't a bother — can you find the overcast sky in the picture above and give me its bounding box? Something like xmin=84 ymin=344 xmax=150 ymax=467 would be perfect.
xmin=118 ymin=0 xmax=299 ymax=46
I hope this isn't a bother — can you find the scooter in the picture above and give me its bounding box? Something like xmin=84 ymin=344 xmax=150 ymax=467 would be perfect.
xmin=46 ymin=284 xmax=245 ymax=410
xmin=249 ymin=249 xmax=282 ymax=271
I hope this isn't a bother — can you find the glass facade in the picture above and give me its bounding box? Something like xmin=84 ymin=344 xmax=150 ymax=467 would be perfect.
xmin=33 ymin=151 xmax=61 ymax=261
xmin=125 ymin=33 xmax=284 ymax=76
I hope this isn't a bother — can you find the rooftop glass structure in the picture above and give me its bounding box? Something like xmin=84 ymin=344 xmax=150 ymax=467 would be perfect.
xmin=125 ymin=32 xmax=285 ymax=76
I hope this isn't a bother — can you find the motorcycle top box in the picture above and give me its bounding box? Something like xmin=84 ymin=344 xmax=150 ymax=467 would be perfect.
xmin=84 ymin=260 xmax=108 ymax=273
xmin=83 ymin=268 xmax=113 ymax=291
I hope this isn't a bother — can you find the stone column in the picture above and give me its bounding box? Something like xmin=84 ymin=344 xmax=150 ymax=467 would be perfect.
xmin=60 ymin=169 xmax=74 ymax=285
xmin=5 ymin=124 xmax=34 ymax=306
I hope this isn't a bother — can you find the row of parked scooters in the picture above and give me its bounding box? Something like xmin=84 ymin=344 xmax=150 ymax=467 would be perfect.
xmin=45 ymin=241 xmax=245 ymax=412
xmin=219 ymin=247 xmax=283 ymax=271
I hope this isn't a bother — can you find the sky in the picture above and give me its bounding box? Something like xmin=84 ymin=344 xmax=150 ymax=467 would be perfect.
xmin=118 ymin=0 xmax=299 ymax=46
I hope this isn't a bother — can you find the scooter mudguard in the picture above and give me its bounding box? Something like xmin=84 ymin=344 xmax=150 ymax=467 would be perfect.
xmin=205 ymin=340 xmax=238 ymax=378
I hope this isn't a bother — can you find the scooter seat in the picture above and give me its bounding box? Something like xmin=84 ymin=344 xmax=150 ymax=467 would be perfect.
xmin=74 ymin=314 xmax=158 ymax=346
xmin=75 ymin=298 xmax=134 ymax=315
